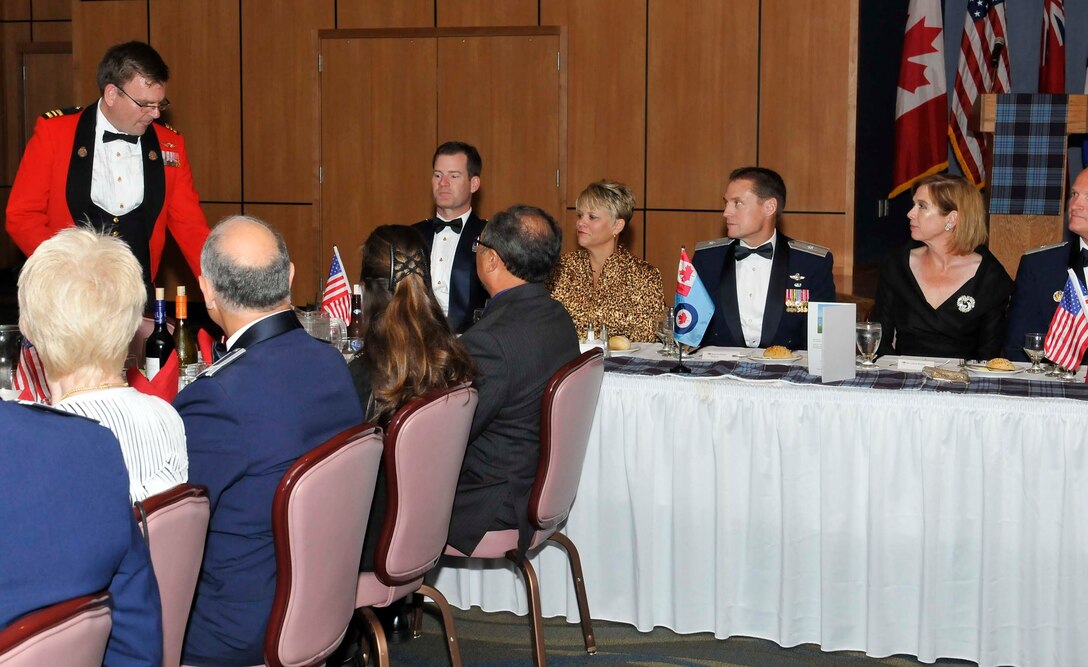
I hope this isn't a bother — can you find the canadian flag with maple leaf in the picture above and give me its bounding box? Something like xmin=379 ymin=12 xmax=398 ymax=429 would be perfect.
xmin=890 ymin=0 xmax=947 ymax=198
xmin=1039 ymin=0 xmax=1065 ymax=94
xmin=674 ymin=246 xmax=714 ymax=347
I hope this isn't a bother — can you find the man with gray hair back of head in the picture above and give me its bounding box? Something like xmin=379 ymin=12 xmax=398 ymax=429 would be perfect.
xmin=176 ymin=214 xmax=364 ymax=666
xmin=446 ymin=204 xmax=580 ymax=557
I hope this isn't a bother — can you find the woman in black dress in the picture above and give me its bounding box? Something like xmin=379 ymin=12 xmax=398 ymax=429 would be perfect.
xmin=871 ymin=173 xmax=1012 ymax=360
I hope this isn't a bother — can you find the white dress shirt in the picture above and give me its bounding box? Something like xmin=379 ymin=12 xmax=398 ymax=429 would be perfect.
xmin=430 ymin=210 xmax=471 ymax=316
xmin=736 ymin=232 xmax=777 ymax=347
xmin=91 ymin=102 xmax=144 ymax=217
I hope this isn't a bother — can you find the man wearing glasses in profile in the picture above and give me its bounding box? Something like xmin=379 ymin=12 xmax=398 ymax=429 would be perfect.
xmin=6 ymin=41 xmax=209 ymax=296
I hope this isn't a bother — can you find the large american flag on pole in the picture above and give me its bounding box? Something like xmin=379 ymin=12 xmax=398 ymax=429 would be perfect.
xmin=890 ymin=0 xmax=947 ymax=198
xmin=1039 ymin=0 xmax=1066 ymax=94
xmin=1044 ymin=270 xmax=1088 ymax=370
xmin=321 ymin=246 xmax=351 ymax=324
xmin=948 ymin=0 xmax=1010 ymax=187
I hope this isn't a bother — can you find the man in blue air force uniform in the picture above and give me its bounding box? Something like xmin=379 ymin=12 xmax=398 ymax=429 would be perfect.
xmin=176 ymin=215 xmax=363 ymax=666
xmin=0 ymin=400 xmax=162 ymax=666
xmin=1004 ymin=169 xmax=1088 ymax=362
xmin=692 ymin=166 xmax=836 ymax=350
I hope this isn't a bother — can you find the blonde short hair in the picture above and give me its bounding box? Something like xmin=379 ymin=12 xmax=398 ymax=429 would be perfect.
xmin=915 ymin=173 xmax=988 ymax=255
xmin=18 ymin=227 xmax=146 ymax=378
xmin=575 ymin=180 xmax=636 ymax=224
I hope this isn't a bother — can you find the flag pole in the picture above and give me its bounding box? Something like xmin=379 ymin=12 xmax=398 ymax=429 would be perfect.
xmin=670 ymin=246 xmax=692 ymax=374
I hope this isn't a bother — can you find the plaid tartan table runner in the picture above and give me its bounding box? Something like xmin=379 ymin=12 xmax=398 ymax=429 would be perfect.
xmin=990 ymin=93 xmax=1068 ymax=216
xmin=605 ymin=356 xmax=1088 ymax=401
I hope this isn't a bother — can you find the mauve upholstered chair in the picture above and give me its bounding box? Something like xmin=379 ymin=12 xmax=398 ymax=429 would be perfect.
xmin=0 ymin=592 xmax=112 ymax=667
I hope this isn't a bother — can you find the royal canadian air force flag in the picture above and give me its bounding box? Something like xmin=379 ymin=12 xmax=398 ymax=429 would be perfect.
xmin=674 ymin=246 xmax=715 ymax=347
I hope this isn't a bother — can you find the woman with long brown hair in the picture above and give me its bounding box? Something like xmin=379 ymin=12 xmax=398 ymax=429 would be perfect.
xmin=348 ymin=224 xmax=475 ymax=424
xmin=347 ymin=224 xmax=474 ymax=572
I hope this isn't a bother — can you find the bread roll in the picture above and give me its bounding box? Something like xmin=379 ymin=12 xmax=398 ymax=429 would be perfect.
xmin=608 ymin=335 xmax=632 ymax=351
xmin=986 ymin=357 xmax=1015 ymax=371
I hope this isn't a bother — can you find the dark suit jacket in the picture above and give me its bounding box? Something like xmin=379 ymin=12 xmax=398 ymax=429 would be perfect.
xmin=1004 ymin=241 xmax=1086 ymax=362
xmin=692 ymin=235 xmax=836 ymax=350
xmin=413 ymin=212 xmax=489 ymax=333
xmin=176 ymin=310 xmax=364 ymax=666
xmin=0 ymin=401 xmax=162 ymax=667
xmin=6 ymin=104 xmax=209 ymax=280
xmin=448 ymin=283 xmax=579 ymax=555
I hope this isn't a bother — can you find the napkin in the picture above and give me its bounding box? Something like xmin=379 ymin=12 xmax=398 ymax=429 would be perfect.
xmin=128 ymin=349 xmax=179 ymax=402
xmin=198 ymin=328 xmax=217 ymax=365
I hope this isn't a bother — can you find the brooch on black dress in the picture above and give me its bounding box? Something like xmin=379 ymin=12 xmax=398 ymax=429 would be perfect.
xmin=956 ymin=295 xmax=975 ymax=313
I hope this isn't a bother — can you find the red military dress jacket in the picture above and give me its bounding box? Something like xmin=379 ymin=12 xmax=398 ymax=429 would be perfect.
xmin=5 ymin=104 xmax=209 ymax=279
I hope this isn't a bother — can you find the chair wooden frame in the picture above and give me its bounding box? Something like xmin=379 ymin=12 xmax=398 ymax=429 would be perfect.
xmin=0 ymin=592 xmax=112 ymax=666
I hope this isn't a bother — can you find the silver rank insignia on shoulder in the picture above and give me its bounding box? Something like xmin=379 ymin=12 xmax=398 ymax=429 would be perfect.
xmin=787 ymin=239 xmax=830 ymax=257
xmin=694 ymin=237 xmax=735 ymax=252
xmin=1025 ymin=241 xmax=1068 ymax=255
xmin=785 ymin=288 xmax=810 ymax=313
xmin=199 ymin=347 xmax=246 ymax=378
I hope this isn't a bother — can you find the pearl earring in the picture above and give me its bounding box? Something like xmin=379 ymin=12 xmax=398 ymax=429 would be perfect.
xmin=944 ymin=222 xmax=954 ymax=231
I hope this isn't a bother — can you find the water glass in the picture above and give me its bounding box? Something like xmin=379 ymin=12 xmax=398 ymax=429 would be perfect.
xmin=856 ymin=322 xmax=882 ymax=366
xmin=657 ymin=310 xmax=677 ymax=357
xmin=1023 ymin=333 xmax=1045 ymax=374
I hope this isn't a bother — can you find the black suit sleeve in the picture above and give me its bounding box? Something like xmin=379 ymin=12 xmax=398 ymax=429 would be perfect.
xmin=812 ymin=253 xmax=837 ymax=303
xmin=870 ymin=262 xmax=897 ymax=356
xmin=1003 ymin=255 xmax=1034 ymax=361
xmin=460 ymin=328 xmax=509 ymax=442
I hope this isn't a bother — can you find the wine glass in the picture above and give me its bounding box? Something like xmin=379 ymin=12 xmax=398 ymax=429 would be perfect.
xmin=1023 ymin=333 xmax=1045 ymax=374
xmin=855 ymin=322 xmax=882 ymax=367
xmin=657 ymin=309 xmax=676 ymax=357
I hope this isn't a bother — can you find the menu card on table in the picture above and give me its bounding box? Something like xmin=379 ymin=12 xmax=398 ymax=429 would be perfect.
xmin=807 ymin=302 xmax=856 ymax=382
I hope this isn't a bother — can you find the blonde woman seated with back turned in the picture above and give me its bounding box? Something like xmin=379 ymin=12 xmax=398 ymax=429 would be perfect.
xmin=870 ymin=173 xmax=1013 ymax=360
xmin=548 ymin=180 xmax=664 ymax=342
xmin=18 ymin=227 xmax=187 ymax=501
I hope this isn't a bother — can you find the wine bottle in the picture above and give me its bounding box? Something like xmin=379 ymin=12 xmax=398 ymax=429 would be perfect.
xmin=347 ymin=284 xmax=364 ymax=338
xmin=173 ymin=286 xmax=197 ymax=376
xmin=144 ymin=287 xmax=174 ymax=379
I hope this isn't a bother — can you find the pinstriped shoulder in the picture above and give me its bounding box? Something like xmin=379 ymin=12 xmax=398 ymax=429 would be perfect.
xmin=695 ymin=237 xmax=734 ymax=252
xmin=788 ymin=239 xmax=830 ymax=257
xmin=1023 ymin=241 xmax=1068 ymax=255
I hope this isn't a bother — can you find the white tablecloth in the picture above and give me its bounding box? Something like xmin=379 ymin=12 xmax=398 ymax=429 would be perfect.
xmin=431 ymin=370 xmax=1088 ymax=667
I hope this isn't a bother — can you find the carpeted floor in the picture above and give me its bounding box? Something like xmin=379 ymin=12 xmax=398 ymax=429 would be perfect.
xmin=381 ymin=605 xmax=977 ymax=666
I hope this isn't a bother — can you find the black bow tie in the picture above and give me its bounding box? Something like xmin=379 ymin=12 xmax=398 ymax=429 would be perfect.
xmin=433 ymin=218 xmax=464 ymax=235
xmin=735 ymin=243 xmax=773 ymax=261
xmin=102 ymin=130 xmax=138 ymax=144
xmin=1078 ymin=248 xmax=1088 ymax=269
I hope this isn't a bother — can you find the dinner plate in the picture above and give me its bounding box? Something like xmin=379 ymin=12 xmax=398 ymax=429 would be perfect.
xmin=964 ymin=364 xmax=1023 ymax=377
xmin=746 ymin=351 xmax=802 ymax=363
xmin=608 ymin=344 xmax=642 ymax=356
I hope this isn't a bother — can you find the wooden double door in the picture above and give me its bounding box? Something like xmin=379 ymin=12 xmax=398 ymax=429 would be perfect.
xmin=319 ymin=28 xmax=565 ymax=279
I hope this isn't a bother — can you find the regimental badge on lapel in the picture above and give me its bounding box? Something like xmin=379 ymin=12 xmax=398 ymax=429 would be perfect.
xmin=162 ymin=150 xmax=181 ymax=168
xmin=77 ymin=147 xmax=88 ymax=158
xmin=148 ymin=150 xmax=158 ymax=161
xmin=1054 ymin=290 xmax=1063 ymax=303
xmin=785 ymin=288 xmax=810 ymax=313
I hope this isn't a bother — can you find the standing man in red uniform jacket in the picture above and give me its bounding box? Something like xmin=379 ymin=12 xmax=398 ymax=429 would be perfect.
xmin=5 ymin=41 xmax=209 ymax=296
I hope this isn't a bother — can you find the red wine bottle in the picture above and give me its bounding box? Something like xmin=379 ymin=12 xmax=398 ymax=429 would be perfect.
xmin=144 ymin=287 xmax=174 ymax=379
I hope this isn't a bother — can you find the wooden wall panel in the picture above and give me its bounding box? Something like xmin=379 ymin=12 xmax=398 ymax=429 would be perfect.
xmin=759 ymin=0 xmax=856 ymax=213
xmin=31 ymin=0 xmax=68 ymax=20
xmin=150 ymin=0 xmax=241 ymax=201
xmin=0 ymin=187 xmax=18 ymax=266
xmin=1 ymin=23 xmax=30 ymax=184
xmin=437 ymin=0 xmax=536 ymax=27
xmin=155 ymin=202 xmax=241 ymax=302
xmin=436 ymin=34 xmax=562 ymax=221
xmin=245 ymin=204 xmax=318 ymax=305
xmin=21 ymin=50 xmax=73 ymax=142
xmin=1 ymin=1 xmax=28 ymax=20
xmin=337 ymin=0 xmax=433 ymax=28
xmin=542 ymin=0 xmax=645 ymax=205
xmin=29 ymin=20 xmax=69 ymax=40
xmin=647 ymin=0 xmax=758 ymax=210
xmin=645 ymin=211 xmax=725 ymax=297
xmin=319 ymin=36 xmax=437 ymax=291
xmin=72 ymin=1 xmax=148 ymax=102
xmin=242 ymin=0 xmax=334 ymax=203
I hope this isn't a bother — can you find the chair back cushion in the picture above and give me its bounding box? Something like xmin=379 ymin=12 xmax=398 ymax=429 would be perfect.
xmin=134 ymin=484 xmax=210 ymax=667
xmin=376 ymin=384 xmax=478 ymax=585
xmin=264 ymin=424 xmax=383 ymax=667
xmin=530 ymin=349 xmax=604 ymax=530
xmin=0 ymin=592 xmax=112 ymax=667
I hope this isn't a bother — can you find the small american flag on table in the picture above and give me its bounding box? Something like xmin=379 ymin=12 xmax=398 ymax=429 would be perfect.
xmin=321 ymin=246 xmax=351 ymax=324
xmin=1044 ymin=270 xmax=1088 ymax=370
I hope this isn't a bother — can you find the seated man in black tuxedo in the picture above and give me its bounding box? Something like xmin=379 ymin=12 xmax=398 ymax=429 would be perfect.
xmin=1004 ymin=168 xmax=1088 ymax=362
xmin=693 ymin=166 xmax=836 ymax=350
xmin=447 ymin=204 xmax=580 ymax=556
xmin=413 ymin=141 xmax=489 ymax=333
